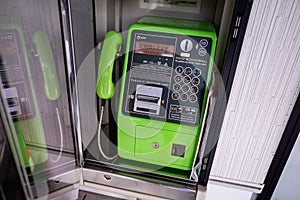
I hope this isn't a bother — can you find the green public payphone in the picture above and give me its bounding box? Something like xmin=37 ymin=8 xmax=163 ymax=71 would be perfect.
xmin=96 ymin=16 xmax=216 ymax=171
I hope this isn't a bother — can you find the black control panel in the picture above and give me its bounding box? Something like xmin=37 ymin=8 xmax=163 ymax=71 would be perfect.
xmin=122 ymin=30 xmax=212 ymax=126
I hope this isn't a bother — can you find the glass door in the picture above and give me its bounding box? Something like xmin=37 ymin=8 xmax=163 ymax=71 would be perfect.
xmin=0 ymin=0 xmax=81 ymax=199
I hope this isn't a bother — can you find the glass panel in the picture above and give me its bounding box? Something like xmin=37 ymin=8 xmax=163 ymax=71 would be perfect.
xmin=0 ymin=0 xmax=79 ymax=198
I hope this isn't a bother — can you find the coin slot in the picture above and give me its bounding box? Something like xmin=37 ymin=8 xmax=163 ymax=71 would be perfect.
xmin=137 ymin=94 xmax=159 ymax=104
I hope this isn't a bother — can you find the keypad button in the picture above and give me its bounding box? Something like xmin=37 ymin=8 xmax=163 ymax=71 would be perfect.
xmin=172 ymin=92 xmax=179 ymax=100
xmin=181 ymin=93 xmax=188 ymax=101
xmin=174 ymin=75 xmax=182 ymax=82
xmin=192 ymin=77 xmax=200 ymax=85
xmin=193 ymin=68 xmax=201 ymax=77
xmin=183 ymin=76 xmax=191 ymax=84
xmin=184 ymin=67 xmax=192 ymax=75
xmin=182 ymin=85 xmax=189 ymax=93
xmin=176 ymin=66 xmax=183 ymax=74
xmin=191 ymin=86 xmax=198 ymax=94
xmin=190 ymin=94 xmax=197 ymax=103
xmin=173 ymin=84 xmax=181 ymax=91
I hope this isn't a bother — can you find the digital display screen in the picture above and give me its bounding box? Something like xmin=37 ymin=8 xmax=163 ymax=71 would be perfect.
xmin=134 ymin=41 xmax=175 ymax=57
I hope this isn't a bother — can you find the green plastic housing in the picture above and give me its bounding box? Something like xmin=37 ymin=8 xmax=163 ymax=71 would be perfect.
xmin=117 ymin=17 xmax=217 ymax=171
xmin=96 ymin=31 xmax=122 ymax=99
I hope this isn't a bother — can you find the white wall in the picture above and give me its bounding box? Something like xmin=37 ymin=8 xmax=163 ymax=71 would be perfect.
xmin=211 ymin=0 xmax=300 ymax=190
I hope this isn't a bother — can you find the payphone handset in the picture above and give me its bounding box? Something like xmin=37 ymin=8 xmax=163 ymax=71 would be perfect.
xmin=0 ymin=23 xmax=61 ymax=168
xmin=96 ymin=16 xmax=217 ymax=171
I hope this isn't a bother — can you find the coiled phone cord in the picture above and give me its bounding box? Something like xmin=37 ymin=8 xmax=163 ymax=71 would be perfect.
xmin=49 ymin=107 xmax=63 ymax=163
xmin=97 ymin=102 xmax=117 ymax=160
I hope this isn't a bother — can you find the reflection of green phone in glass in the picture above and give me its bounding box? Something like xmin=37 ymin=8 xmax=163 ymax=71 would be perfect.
xmin=0 ymin=24 xmax=60 ymax=168
xmin=97 ymin=17 xmax=216 ymax=170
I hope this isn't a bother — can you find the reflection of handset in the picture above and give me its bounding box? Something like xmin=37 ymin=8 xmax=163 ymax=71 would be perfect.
xmin=0 ymin=24 xmax=47 ymax=169
xmin=33 ymin=31 xmax=60 ymax=101
xmin=33 ymin=31 xmax=64 ymax=163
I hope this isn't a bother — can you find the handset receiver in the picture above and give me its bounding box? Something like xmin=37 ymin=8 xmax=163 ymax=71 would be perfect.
xmin=32 ymin=31 xmax=60 ymax=101
xmin=96 ymin=31 xmax=122 ymax=99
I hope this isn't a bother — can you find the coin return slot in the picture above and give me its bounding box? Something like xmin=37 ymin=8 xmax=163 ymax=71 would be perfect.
xmin=136 ymin=107 xmax=157 ymax=114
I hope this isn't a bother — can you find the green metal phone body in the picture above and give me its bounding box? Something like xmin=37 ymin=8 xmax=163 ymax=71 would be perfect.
xmin=97 ymin=17 xmax=216 ymax=170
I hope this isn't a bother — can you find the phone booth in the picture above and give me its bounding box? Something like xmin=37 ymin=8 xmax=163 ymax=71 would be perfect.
xmin=7 ymin=0 xmax=300 ymax=199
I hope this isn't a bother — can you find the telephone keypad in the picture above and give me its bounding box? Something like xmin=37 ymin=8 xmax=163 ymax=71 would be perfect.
xmin=172 ymin=65 xmax=202 ymax=104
